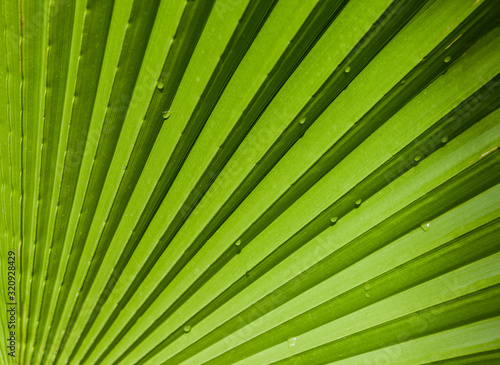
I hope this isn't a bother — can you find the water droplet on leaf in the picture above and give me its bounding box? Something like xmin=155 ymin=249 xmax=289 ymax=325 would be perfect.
xmin=330 ymin=217 xmax=338 ymax=224
xmin=414 ymin=155 xmax=421 ymax=162
xmin=355 ymin=199 xmax=362 ymax=206
xmin=420 ymin=221 xmax=431 ymax=231
xmin=184 ymin=325 xmax=191 ymax=333
xmin=157 ymin=81 xmax=164 ymax=90
xmin=444 ymin=56 xmax=451 ymax=63
xmin=344 ymin=66 xmax=351 ymax=73
xmin=288 ymin=337 xmax=296 ymax=347
xmin=162 ymin=110 xmax=171 ymax=119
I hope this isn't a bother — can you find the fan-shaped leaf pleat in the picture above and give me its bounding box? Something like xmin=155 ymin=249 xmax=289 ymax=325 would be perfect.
xmin=1 ymin=0 xmax=499 ymax=364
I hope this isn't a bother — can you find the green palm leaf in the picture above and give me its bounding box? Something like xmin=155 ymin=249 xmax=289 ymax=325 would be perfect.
xmin=1 ymin=0 xmax=499 ymax=364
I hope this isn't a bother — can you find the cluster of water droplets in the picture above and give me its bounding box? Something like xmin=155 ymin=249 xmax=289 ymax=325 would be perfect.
xmin=364 ymin=282 xmax=371 ymax=298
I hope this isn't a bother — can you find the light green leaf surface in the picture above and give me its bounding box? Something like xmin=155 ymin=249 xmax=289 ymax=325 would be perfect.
xmin=0 ymin=0 xmax=499 ymax=364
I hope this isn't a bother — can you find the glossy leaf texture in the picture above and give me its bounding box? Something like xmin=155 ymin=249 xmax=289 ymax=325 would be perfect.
xmin=0 ymin=0 xmax=499 ymax=364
